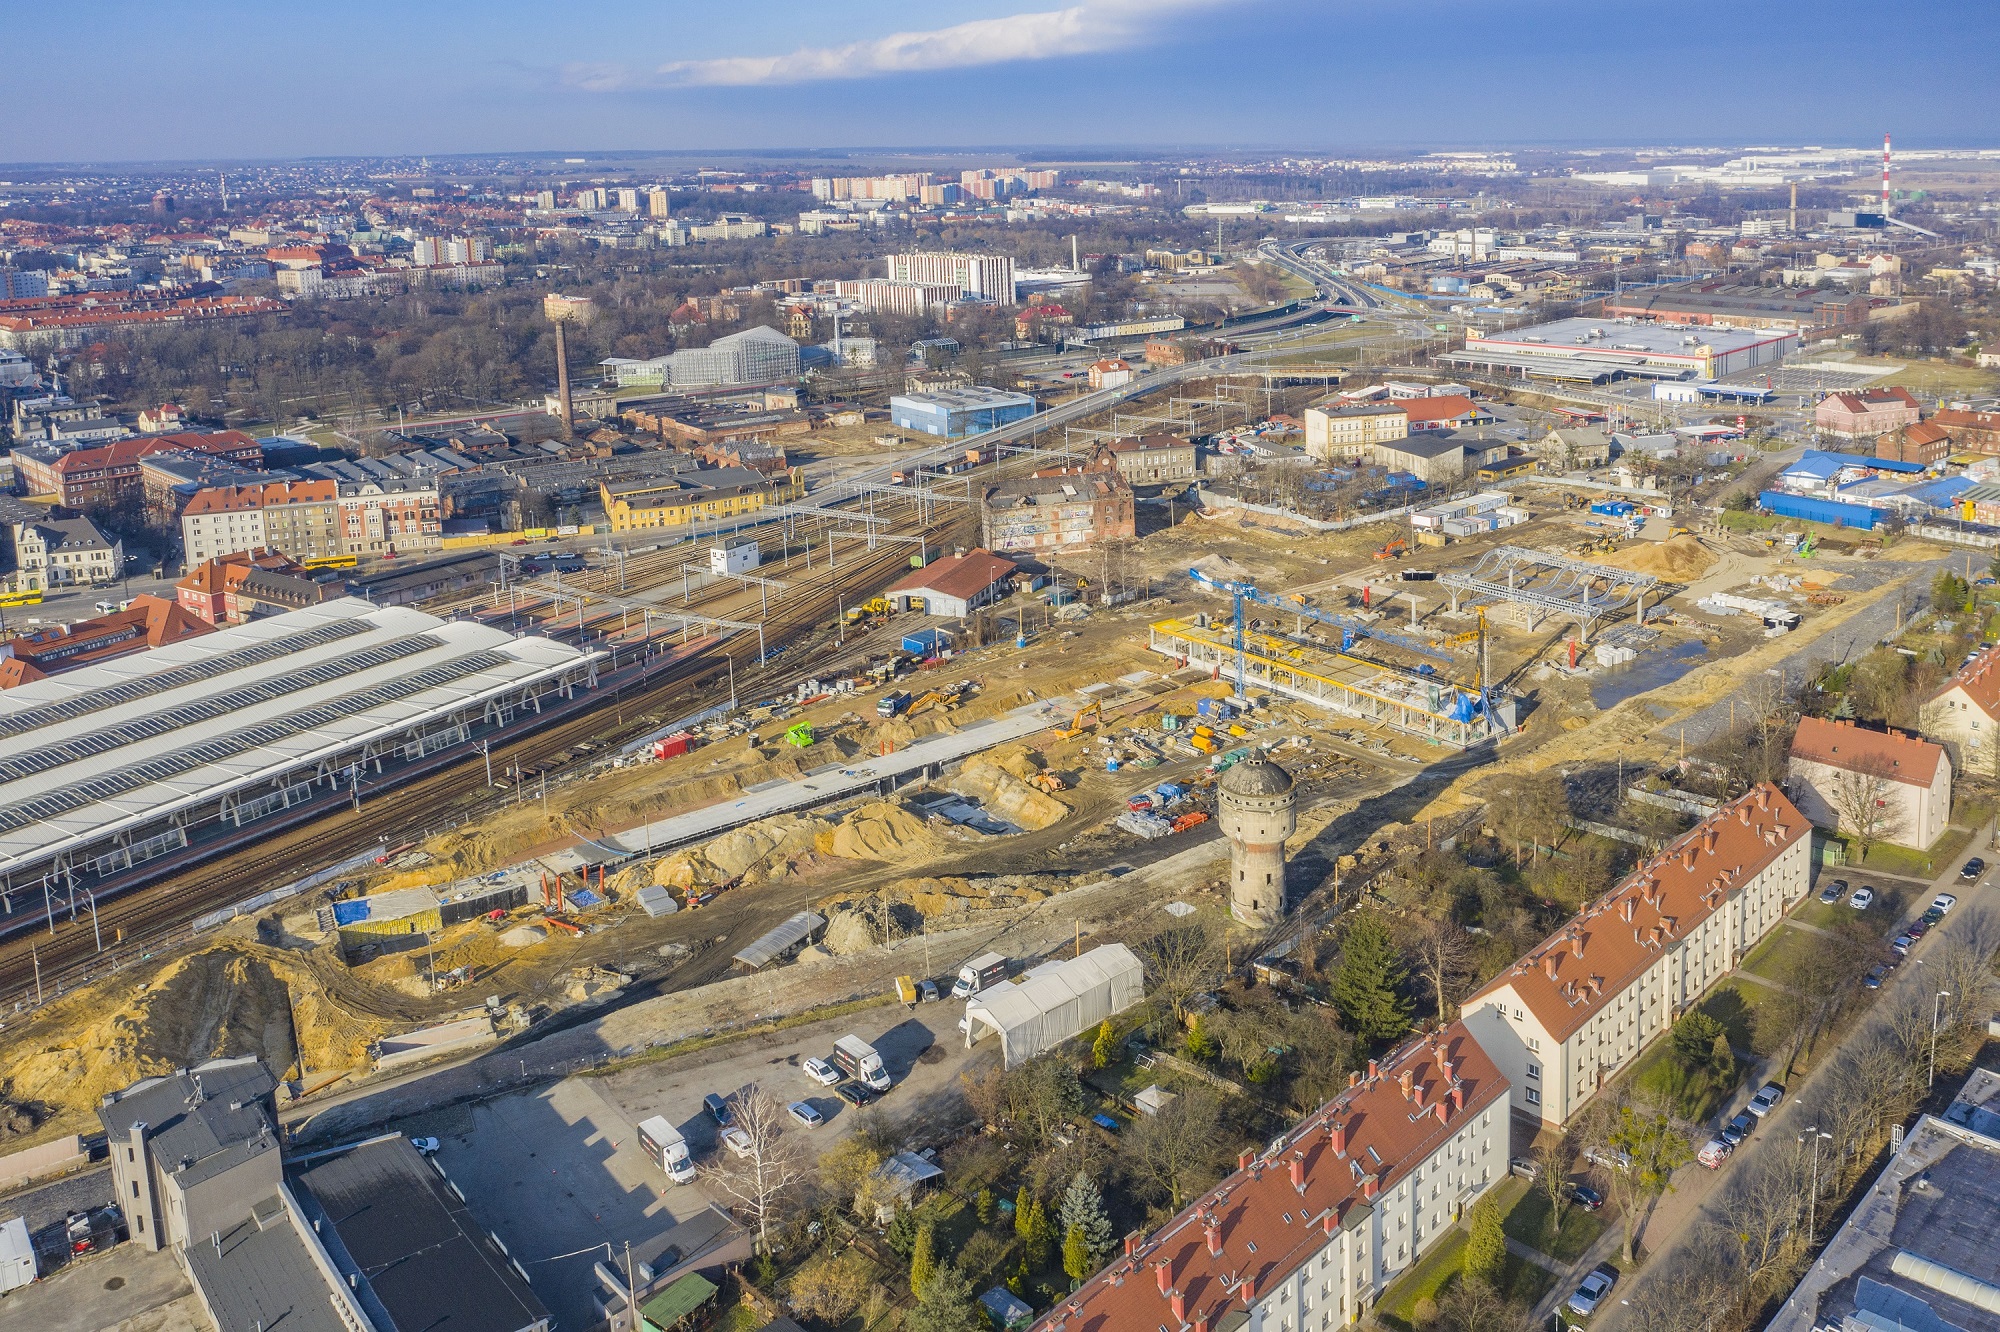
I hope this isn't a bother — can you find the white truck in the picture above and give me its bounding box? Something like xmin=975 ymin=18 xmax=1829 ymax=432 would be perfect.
xmin=952 ymin=951 xmax=1009 ymax=999
xmin=636 ymin=1115 xmax=697 ymax=1184
xmin=832 ymin=1034 xmax=893 ymax=1092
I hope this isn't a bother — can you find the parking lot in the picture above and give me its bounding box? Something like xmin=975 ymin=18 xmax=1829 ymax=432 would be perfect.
xmin=430 ymin=1002 xmax=975 ymax=1330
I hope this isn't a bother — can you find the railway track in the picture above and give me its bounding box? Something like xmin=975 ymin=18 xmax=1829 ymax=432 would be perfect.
xmin=0 ymin=508 xmax=969 ymax=1008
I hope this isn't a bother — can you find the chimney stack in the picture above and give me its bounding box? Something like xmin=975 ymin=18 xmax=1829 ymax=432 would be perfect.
xmin=1289 ymin=1154 xmax=1307 ymax=1192
xmin=1434 ymin=1100 xmax=1449 ymax=1126
xmin=1542 ymin=953 xmax=1559 ymax=981
xmin=1362 ymin=1175 xmax=1380 ymax=1200
xmin=1348 ymin=1071 xmax=1361 ymax=1089
xmin=1414 ymin=1082 xmax=1427 ymax=1110
xmin=1367 ymin=1059 xmax=1379 ymax=1081
xmin=1570 ymin=933 xmax=1584 ymax=959
xmin=1206 ymin=1218 xmax=1223 ymax=1256
xmin=1330 ymin=1119 xmax=1347 ymax=1157
xmin=1451 ymin=1084 xmax=1464 ymax=1113
xmin=1125 ymin=1230 xmax=1145 ymax=1258
xmin=1171 ymin=1293 xmax=1187 ymax=1323
xmin=1238 ymin=1148 xmax=1257 ymax=1172
xmin=1155 ymin=1262 xmax=1173 ymax=1296
xmin=1399 ymin=1068 xmax=1414 ymax=1100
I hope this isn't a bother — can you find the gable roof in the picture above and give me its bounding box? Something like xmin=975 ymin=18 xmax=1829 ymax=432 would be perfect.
xmin=1467 ymin=783 xmax=1808 ymax=1043
xmin=1789 ymin=716 xmax=1945 ymax=787
xmin=1031 ymin=1021 xmax=1506 ymax=1332
xmin=1934 ymin=644 xmax=2000 ymax=720
xmin=887 ymin=548 xmax=1017 ymax=602
xmin=1400 ymin=394 xmax=1483 ymax=424
xmin=1823 ymin=386 xmax=1919 ymax=414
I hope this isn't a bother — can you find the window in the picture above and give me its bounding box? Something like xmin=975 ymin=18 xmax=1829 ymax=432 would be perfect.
xmin=1526 ymin=1063 xmax=1540 ymax=1080
xmin=1527 ymin=1036 xmax=1541 ymax=1051
xmin=1525 ymin=1087 xmax=1541 ymax=1105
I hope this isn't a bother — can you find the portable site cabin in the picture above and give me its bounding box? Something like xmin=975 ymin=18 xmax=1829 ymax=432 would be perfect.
xmin=962 ymin=943 xmax=1145 ymax=1068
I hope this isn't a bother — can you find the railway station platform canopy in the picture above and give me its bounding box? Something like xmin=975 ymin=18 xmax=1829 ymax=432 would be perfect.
xmin=963 ymin=943 xmax=1144 ymax=1069
xmin=0 ymin=597 xmax=597 ymax=918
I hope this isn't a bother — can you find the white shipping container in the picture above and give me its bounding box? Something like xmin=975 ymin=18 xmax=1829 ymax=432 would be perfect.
xmin=0 ymin=1215 xmax=34 ymax=1293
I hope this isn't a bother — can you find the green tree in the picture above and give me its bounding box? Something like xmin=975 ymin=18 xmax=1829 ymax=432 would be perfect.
xmin=1059 ymin=1171 xmax=1115 ymax=1268
xmin=1063 ymin=1224 xmax=1092 ymax=1285
xmin=1023 ymin=1197 xmax=1054 ymax=1267
xmin=1184 ymin=1013 xmax=1218 ymax=1060
xmin=1709 ymin=1029 xmax=1736 ymax=1079
xmin=909 ymin=1222 xmax=937 ymax=1297
xmin=1463 ymin=1194 xmax=1506 ymax=1284
xmin=1606 ymin=1106 xmax=1695 ymax=1264
xmin=1092 ymin=1019 xmax=1118 ymax=1069
xmin=1669 ymin=1010 xmax=1724 ymax=1067
xmin=888 ymin=1207 xmax=921 ymax=1257
xmin=1331 ymin=916 xmax=1413 ymax=1042
xmin=908 ymin=1264 xmax=982 ymax=1332
xmin=976 ymin=1187 xmax=995 ymax=1225
xmin=1013 ymin=1185 xmax=1034 ymax=1241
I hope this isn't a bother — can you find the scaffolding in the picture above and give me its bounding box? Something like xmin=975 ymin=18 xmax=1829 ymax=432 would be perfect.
xmin=1149 ymin=618 xmax=1511 ymax=750
xmin=1439 ymin=545 xmax=1659 ymax=641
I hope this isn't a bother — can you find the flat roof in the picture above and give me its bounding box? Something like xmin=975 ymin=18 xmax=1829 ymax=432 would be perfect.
xmin=890 ymin=386 xmax=1035 ymax=410
xmin=181 ymin=1195 xmax=356 ymax=1332
xmin=0 ymin=598 xmax=593 ymax=883
xmin=1465 ymin=316 xmax=1794 ymax=357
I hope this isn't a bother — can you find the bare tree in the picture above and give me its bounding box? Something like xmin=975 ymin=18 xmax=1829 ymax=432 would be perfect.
xmin=1618 ymin=1228 xmax=1743 ymax=1332
xmin=1710 ymin=1146 xmax=1810 ymax=1290
xmin=1435 ymin=1277 xmax=1529 ymax=1332
xmin=1824 ymin=765 xmax=1908 ymax=858
xmin=1401 ymin=916 xmax=1476 ymax=1023
xmin=699 ymin=1087 xmax=811 ymax=1255
xmin=1138 ymin=921 xmax=1228 ymax=1027
xmin=1126 ymin=1088 xmax=1227 ymax=1210
xmin=1532 ymin=1132 xmax=1577 ymax=1239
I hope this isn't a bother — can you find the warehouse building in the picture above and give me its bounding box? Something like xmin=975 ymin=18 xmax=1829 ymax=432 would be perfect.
xmin=1443 ymin=317 xmax=1797 ymax=385
xmin=0 ymin=598 xmax=597 ymax=934
xmin=890 ymin=386 xmax=1036 ymax=438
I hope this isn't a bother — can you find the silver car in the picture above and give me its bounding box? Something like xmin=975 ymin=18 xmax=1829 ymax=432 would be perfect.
xmin=1568 ymin=1265 xmax=1617 ymax=1317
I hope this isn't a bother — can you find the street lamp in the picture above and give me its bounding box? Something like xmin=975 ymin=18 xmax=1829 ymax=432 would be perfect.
xmin=1798 ymin=1126 xmax=1832 ymax=1241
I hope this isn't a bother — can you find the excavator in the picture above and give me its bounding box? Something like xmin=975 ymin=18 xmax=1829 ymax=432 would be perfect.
xmin=1373 ymin=538 xmax=1408 ymax=561
xmin=1056 ymin=700 xmax=1104 ymax=739
xmin=907 ymin=679 xmax=977 ymax=717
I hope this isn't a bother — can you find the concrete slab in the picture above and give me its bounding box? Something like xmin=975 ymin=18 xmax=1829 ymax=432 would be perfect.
xmin=0 ymin=1243 xmax=193 ymax=1332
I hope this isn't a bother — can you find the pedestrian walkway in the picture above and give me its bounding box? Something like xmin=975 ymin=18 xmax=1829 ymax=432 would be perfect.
xmin=1504 ymin=1236 xmax=1564 ymax=1275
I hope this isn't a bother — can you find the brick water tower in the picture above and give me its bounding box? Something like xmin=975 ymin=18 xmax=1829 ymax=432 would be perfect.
xmin=1218 ymin=752 xmax=1296 ymax=927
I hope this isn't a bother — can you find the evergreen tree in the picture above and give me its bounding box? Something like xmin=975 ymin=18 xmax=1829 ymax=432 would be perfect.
xmin=1330 ymin=916 xmax=1413 ymax=1042
xmin=1063 ymin=1224 xmax=1092 ymax=1285
xmin=908 ymin=1264 xmax=981 ymax=1332
xmin=909 ymin=1222 xmax=937 ymax=1297
xmin=1024 ymin=1197 xmax=1053 ymax=1267
xmin=976 ymin=1187 xmax=995 ymax=1225
xmin=1185 ymin=1013 xmax=1218 ymax=1060
xmin=1058 ymin=1172 xmax=1114 ymax=1268
xmin=1463 ymin=1195 xmax=1505 ymax=1284
xmin=1013 ymin=1185 xmax=1034 ymax=1241
xmin=1092 ymin=1019 xmax=1118 ymax=1069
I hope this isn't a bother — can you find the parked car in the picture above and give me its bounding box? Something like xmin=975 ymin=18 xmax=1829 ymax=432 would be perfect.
xmin=787 ymin=1101 xmax=824 ymax=1129
xmin=1932 ymin=893 xmax=1959 ymax=914
xmin=1907 ymin=919 xmax=1931 ymax=940
xmin=1722 ymin=1111 xmax=1756 ymax=1147
xmin=802 ymin=1057 xmax=840 ymax=1086
xmin=1698 ymin=1137 xmax=1735 ymax=1169
xmin=720 ymin=1126 xmax=754 ymax=1157
xmin=1568 ymin=1183 xmax=1605 ymax=1211
xmin=1585 ymin=1146 xmax=1632 ymax=1172
xmin=65 ymin=1212 xmax=94 ymax=1255
xmin=1921 ymin=906 xmax=1947 ymax=926
xmin=703 ymin=1093 xmax=734 ymax=1127
xmin=1818 ymin=878 xmax=1847 ymax=905
xmin=1567 ymin=1265 xmax=1619 ymax=1317
xmin=1848 ymin=886 xmax=1876 ymax=910
xmin=917 ymin=979 xmax=940 ymax=1002
xmin=1892 ymin=933 xmax=1915 ymax=957
xmin=1510 ymin=1157 xmax=1542 ymax=1181
xmin=409 ymin=1136 xmax=441 ymax=1156
xmin=1958 ymin=859 xmax=1984 ymax=882
xmin=835 ymin=1081 xmax=874 ymax=1108
xmin=1864 ymin=962 xmax=1891 ymax=989
xmin=1747 ymin=1083 xmax=1785 ymax=1117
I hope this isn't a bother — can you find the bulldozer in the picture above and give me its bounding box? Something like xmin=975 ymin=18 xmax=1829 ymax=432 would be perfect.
xmin=784 ymin=722 xmax=815 ymax=748
xmin=1029 ymin=771 xmax=1069 ymax=794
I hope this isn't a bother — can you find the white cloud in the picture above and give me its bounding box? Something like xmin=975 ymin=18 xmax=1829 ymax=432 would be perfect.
xmin=570 ymin=0 xmax=1236 ymax=91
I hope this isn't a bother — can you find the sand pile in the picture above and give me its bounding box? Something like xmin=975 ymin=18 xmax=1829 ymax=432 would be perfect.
xmin=852 ymin=870 xmax=1110 ymax=924
xmin=950 ymin=747 xmax=1070 ymax=830
xmin=1596 ymin=535 xmax=1716 ymax=582
xmin=829 ymin=801 xmax=941 ymax=860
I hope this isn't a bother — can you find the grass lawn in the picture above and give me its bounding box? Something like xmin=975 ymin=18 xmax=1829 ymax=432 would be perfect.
xmin=711 ymin=1304 xmax=767 ymax=1332
xmin=1705 ymin=978 xmax=1787 ymax=1059
xmin=1499 ymin=1251 xmax=1557 ymax=1307
xmin=1890 ymin=359 xmax=2000 ymax=394
xmin=1376 ymin=1228 xmax=1467 ymax=1331
xmin=1859 ymin=838 xmax=1955 ymax=880
xmin=1630 ymin=1027 xmax=1741 ymax=1122
xmin=1504 ymin=1184 xmax=1609 ymax=1264
xmin=1739 ymin=925 xmax=1801 ymax=981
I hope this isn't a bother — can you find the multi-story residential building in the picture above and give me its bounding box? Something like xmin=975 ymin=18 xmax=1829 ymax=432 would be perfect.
xmin=1098 ymin=434 xmax=1198 ymax=486
xmin=858 ymin=279 xmax=963 ymax=316
xmin=12 ymin=430 xmax=264 ymax=508
xmin=885 ymin=251 xmax=1017 ymax=304
xmin=1305 ymin=402 xmax=1408 ymax=460
xmin=646 ymin=188 xmax=672 ymax=219
xmin=981 ymin=467 xmax=1136 ymax=554
xmin=1876 ymin=420 xmax=1951 ymax=465
xmin=1033 ymin=1022 xmax=1508 ymax=1332
xmin=1087 ymin=358 xmax=1136 ymax=390
xmin=1786 ymin=716 xmax=1951 ymax=851
xmin=599 ymin=466 xmax=803 ymax=534
xmin=1932 ymin=409 xmax=2000 ymax=455
xmin=1813 ymin=387 xmax=1921 ymax=438
xmin=1463 ymin=784 xmax=1811 ymax=1126
xmin=1924 ymin=644 xmax=2000 ymax=777
xmin=180 ymin=480 xmax=342 ymax=564
xmin=335 ymin=476 xmax=440 ymax=556
xmin=10 ymin=516 xmax=122 ymax=589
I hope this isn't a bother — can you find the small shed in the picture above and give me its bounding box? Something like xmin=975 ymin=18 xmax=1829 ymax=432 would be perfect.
xmin=871 ymin=1151 xmax=946 ymax=1222
xmin=1133 ymin=1085 xmax=1178 ymax=1117
xmin=0 ymin=1214 xmax=35 ymax=1293
xmin=731 ymin=910 xmax=826 ymax=970
xmin=963 ymin=943 xmax=1145 ymax=1068
xmin=640 ymin=1271 xmax=719 ymax=1331
xmin=980 ymin=1287 xmax=1035 ymax=1329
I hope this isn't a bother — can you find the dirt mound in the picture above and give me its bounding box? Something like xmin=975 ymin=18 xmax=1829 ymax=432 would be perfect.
xmin=829 ymin=801 xmax=941 ymax=860
xmin=951 ymin=749 xmax=1070 ymax=830
xmin=1595 ymin=535 xmax=1715 ymax=582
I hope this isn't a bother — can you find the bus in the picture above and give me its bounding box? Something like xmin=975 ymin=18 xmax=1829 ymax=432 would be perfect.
xmin=0 ymin=588 xmax=44 ymax=609
xmin=302 ymin=553 xmax=359 ymax=570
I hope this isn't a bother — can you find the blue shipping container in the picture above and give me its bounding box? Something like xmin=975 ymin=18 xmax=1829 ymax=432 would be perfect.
xmin=902 ymin=628 xmax=951 ymax=654
xmin=1756 ymin=490 xmax=1882 ymax=531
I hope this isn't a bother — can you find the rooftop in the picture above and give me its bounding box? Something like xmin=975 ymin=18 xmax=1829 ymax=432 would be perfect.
xmin=1466 ymin=317 xmax=1795 ymax=356
xmin=180 ymin=1194 xmax=356 ymax=1332
xmin=1790 ymin=716 xmax=1946 ymax=788
xmin=97 ymin=1056 xmax=277 ymax=1189
xmin=887 ymin=548 xmax=1017 ymax=601
xmin=892 ymin=385 xmax=1036 ymax=410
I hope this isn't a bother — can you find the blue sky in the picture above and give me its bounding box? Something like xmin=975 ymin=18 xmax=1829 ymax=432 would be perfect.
xmin=6 ymin=0 xmax=1998 ymax=162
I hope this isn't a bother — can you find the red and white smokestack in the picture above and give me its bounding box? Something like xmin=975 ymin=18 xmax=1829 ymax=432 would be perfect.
xmin=1883 ymin=133 xmax=1892 ymax=212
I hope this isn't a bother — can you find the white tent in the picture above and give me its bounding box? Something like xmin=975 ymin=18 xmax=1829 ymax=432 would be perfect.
xmin=963 ymin=943 xmax=1145 ymax=1068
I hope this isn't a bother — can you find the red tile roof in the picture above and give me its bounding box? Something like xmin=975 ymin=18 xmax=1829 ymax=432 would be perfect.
xmin=47 ymin=430 xmax=261 ymax=476
xmin=1399 ymin=394 xmax=1482 ymax=424
xmin=1825 ymin=387 xmax=1919 ymax=413
xmin=1466 ymin=783 xmax=1807 ymax=1043
xmin=0 ymin=595 xmax=213 ymax=688
xmin=887 ymin=548 xmax=1017 ymax=602
xmin=182 ymin=479 xmax=335 ymax=515
xmin=1033 ymin=1021 xmax=1506 ymax=1332
xmin=1933 ymin=644 xmax=2000 ymax=719
xmin=1789 ymin=716 xmax=1944 ymax=787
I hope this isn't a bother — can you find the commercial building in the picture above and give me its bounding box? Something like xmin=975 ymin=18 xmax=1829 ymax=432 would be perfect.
xmin=606 ymin=327 xmax=802 ymax=392
xmin=1600 ymin=282 xmax=1877 ymax=334
xmin=1086 ymin=358 xmax=1136 ymax=390
xmin=1400 ymin=395 xmax=1491 ymax=432
xmin=11 ymin=430 xmax=264 ymax=508
xmin=1814 ymin=386 xmax=1921 ymax=438
xmin=1787 ymin=716 xmax=1951 ymax=850
xmin=981 ymin=468 xmax=1135 ymax=554
xmin=1031 ymin=1022 xmax=1508 ymax=1332
xmin=885 ymin=251 xmax=1017 ymax=304
xmin=1098 ymin=434 xmax=1198 ymax=486
xmin=9 ymin=515 xmax=121 ymax=590
xmin=857 ymin=279 xmax=963 ymax=316
xmin=891 ymin=386 xmax=1036 ymax=439
xmin=101 ymin=1056 xmax=284 ymax=1253
xmin=885 ymin=548 xmax=1018 ymax=618
xmin=1538 ymin=426 xmax=1614 ymax=470
xmin=1766 ymin=1068 xmax=2000 ymax=1332
xmin=1878 ymin=420 xmax=1951 ymax=465
xmin=599 ymin=466 xmax=804 ymax=534
xmin=1925 ymin=644 xmax=2000 ymax=777
xmin=175 ymin=550 xmax=335 ymax=626
xmin=1306 ymin=402 xmax=1408 ymax=460
xmin=1443 ymin=317 xmax=1798 ymax=385
xmin=0 ymin=598 xmax=597 ymax=928
xmin=0 ymin=595 xmax=211 ymax=689
xmin=1462 ymin=784 xmax=1811 ymax=1126
xmin=1372 ymin=434 xmax=1468 ymax=486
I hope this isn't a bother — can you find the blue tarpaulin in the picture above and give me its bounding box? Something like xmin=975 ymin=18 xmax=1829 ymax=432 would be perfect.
xmin=1757 ymin=490 xmax=1885 ymax=530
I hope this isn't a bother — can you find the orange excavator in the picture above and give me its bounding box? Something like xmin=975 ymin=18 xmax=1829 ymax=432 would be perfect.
xmin=1373 ymin=538 xmax=1408 ymax=561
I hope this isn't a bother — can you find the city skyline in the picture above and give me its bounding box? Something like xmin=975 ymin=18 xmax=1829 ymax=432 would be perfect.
xmin=4 ymin=0 xmax=1998 ymax=163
